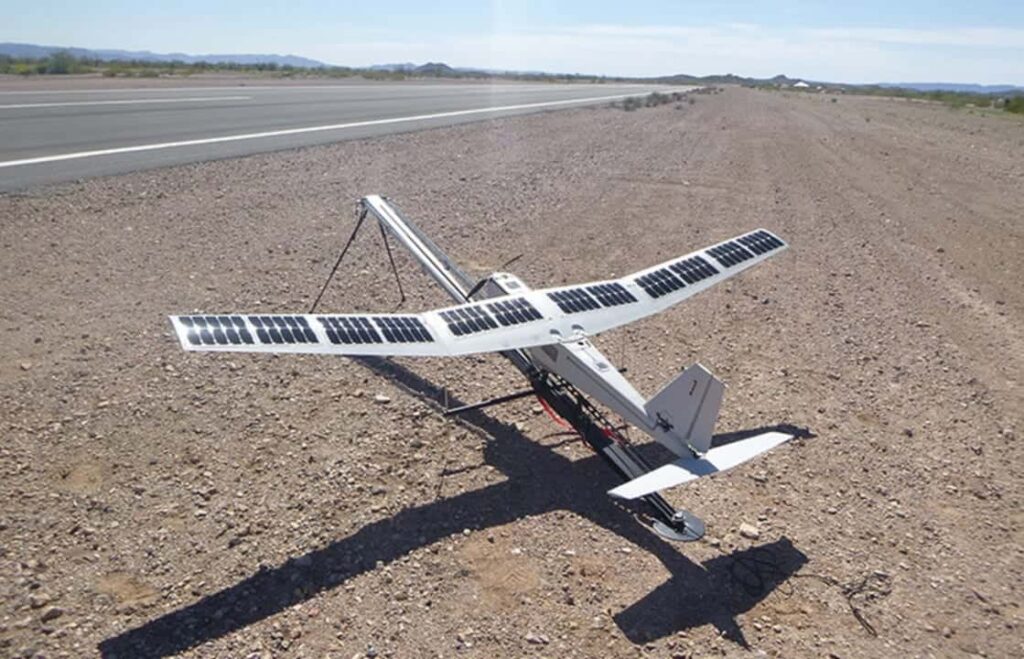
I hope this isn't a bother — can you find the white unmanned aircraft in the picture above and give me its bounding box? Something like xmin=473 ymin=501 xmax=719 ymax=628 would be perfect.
xmin=169 ymin=196 xmax=793 ymax=540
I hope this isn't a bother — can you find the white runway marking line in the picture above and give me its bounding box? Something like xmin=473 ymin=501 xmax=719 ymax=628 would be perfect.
xmin=0 ymin=90 xmax=690 ymax=169
xmin=0 ymin=95 xmax=252 ymax=110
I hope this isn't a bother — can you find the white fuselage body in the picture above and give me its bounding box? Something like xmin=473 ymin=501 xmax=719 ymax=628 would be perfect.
xmin=486 ymin=273 xmax=694 ymax=457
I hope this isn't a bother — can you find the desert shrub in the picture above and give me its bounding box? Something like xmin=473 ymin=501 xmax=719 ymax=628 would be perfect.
xmin=645 ymin=92 xmax=663 ymax=106
xmin=1005 ymin=96 xmax=1024 ymax=114
xmin=44 ymin=51 xmax=79 ymax=74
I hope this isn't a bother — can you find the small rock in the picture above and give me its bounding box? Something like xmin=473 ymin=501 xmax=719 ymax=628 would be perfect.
xmin=40 ymin=606 xmax=64 ymax=622
xmin=29 ymin=593 xmax=50 ymax=608
xmin=739 ymin=523 xmax=761 ymax=540
xmin=373 ymin=394 xmax=391 ymax=404
xmin=525 ymin=632 xmax=549 ymax=644
xmin=20 ymin=361 xmax=32 ymax=371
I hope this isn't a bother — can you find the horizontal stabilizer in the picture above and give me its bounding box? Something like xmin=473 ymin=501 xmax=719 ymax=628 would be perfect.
xmin=607 ymin=431 xmax=792 ymax=500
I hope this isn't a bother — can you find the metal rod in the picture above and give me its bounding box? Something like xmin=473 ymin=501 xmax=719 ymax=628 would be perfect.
xmin=377 ymin=221 xmax=407 ymax=307
xmin=309 ymin=208 xmax=368 ymax=313
xmin=443 ymin=388 xmax=537 ymax=416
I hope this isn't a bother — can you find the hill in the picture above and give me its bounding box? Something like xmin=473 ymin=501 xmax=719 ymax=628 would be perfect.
xmin=878 ymin=82 xmax=1024 ymax=94
xmin=0 ymin=42 xmax=326 ymax=68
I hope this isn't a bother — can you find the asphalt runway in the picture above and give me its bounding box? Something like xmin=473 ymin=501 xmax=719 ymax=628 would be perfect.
xmin=0 ymin=82 xmax=692 ymax=190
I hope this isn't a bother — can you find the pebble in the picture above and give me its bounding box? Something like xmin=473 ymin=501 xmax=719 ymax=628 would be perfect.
xmin=739 ymin=523 xmax=761 ymax=540
xmin=373 ymin=394 xmax=391 ymax=404
xmin=525 ymin=632 xmax=549 ymax=644
xmin=40 ymin=606 xmax=64 ymax=622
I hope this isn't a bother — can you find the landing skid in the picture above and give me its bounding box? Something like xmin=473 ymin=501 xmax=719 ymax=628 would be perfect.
xmin=652 ymin=510 xmax=705 ymax=543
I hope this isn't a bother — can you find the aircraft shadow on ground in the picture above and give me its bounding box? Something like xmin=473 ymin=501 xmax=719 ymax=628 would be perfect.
xmin=99 ymin=357 xmax=808 ymax=657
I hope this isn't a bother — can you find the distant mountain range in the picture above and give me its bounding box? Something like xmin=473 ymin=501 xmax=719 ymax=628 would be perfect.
xmin=877 ymin=82 xmax=1024 ymax=93
xmin=368 ymin=61 xmax=551 ymax=77
xmin=657 ymin=72 xmax=801 ymax=86
xmin=657 ymin=73 xmax=1023 ymax=93
xmin=0 ymin=42 xmax=326 ymax=68
xmin=2 ymin=43 xmax=1021 ymax=93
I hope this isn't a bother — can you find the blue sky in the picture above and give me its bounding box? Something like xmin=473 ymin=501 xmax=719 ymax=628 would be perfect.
xmin=4 ymin=1 xmax=1023 ymax=83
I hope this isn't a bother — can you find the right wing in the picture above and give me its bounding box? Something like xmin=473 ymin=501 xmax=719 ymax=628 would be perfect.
xmin=530 ymin=228 xmax=788 ymax=336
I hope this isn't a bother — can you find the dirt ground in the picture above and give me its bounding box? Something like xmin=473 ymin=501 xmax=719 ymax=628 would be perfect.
xmin=1 ymin=87 xmax=1022 ymax=658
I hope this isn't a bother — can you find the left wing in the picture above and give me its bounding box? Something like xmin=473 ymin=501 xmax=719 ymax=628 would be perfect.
xmin=169 ymin=296 xmax=559 ymax=358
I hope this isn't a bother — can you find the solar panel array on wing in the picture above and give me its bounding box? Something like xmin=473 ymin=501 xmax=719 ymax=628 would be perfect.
xmin=439 ymin=305 xmax=499 ymax=336
xmin=548 ymin=288 xmax=601 ymax=313
xmin=316 ymin=316 xmax=383 ymax=345
xmin=635 ymin=268 xmax=685 ymax=299
xmin=181 ymin=315 xmax=256 ymax=346
xmin=669 ymin=255 xmax=719 ymax=284
xmin=736 ymin=230 xmax=785 ymax=255
xmin=586 ymin=283 xmax=638 ymax=307
xmin=485 ymin=297 xmax=543 ymax=326
xmin=706 ymin=241 xmax=755 ymax=268
xmin=248 ymin=315 xmax=319 ymax=345
xmin=372 ymin=316 xmax=434 ymax=343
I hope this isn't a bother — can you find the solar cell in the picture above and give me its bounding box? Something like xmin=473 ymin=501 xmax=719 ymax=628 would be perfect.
xmin=548 ymin=288 xmax=601 ymax=313
xmin=316 ymin=316 xmax=383 ymax=345
xmin=179 ymin=315 xmax=255 ymax=346
xmin=585 ymin=282 xmax=638 ymax=307
xmin=669 ymin=255 xmax=719 ymax=284
xmin=635 ymin=268 xmax=685 ymax=299
xmin=486 ymin=297 xmax=543 ymax=326
xmin=373 ymin=316 xmax=434 ymax=343
xmin=439 ymin=305 xmax=499 ymax=336
xmin=736 ymin=230 xmax=785 ymax=255
xmin=707 ymin=241 xmax=755 ymax=268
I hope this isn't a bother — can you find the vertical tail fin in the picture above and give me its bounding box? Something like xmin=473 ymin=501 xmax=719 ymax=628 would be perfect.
xmin=644 ymin=363 xmax=724 ymax=456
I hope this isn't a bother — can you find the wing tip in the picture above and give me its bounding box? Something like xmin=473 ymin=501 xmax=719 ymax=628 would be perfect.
xmin=755 ymin=227 xmax=789 ymax=249
xmin=167 ymin=315 xmax=196 ymax=351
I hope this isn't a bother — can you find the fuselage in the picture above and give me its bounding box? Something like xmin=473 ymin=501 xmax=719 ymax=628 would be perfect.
xmin=482 ymin=272 xmax=691 ymax=456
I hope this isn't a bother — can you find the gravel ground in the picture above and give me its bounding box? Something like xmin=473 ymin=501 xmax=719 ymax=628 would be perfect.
xmin=1 ymin=87 xmax=1022 ymax=658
